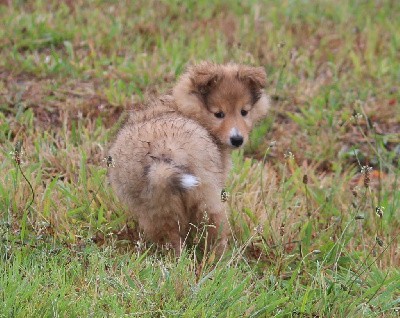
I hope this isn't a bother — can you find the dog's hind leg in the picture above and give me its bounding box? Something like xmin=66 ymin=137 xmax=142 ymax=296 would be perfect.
xmin=198 ymin=187 xmax=230 ymax=256
xmin=138 ymin=211 xmax=189 ymax=255
xmin=207 ymin=209 xmax=229 ymax=256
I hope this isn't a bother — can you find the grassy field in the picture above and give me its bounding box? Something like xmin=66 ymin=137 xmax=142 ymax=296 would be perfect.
xmin=1 ymin=0 xmax=399 ymax=317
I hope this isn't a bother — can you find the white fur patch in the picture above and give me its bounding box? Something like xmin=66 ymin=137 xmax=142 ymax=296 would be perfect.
xmin=180 ymin=174 xmax=199 ymax=189
xmin=229 ymin=127 xmax=241 ymax=137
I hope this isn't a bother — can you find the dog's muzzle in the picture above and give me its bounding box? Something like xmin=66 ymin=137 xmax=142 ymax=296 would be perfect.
xmin=230 ymin=135 xmax=243 ymax=147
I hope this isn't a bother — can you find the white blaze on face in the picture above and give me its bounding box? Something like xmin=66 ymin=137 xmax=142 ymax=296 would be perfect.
xmin=229 ymin=127 xmax=241 ymax=138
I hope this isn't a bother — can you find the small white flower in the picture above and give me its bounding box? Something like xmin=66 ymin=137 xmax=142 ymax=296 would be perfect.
xmin=375 ymin=206 xmax=385 ymax=218
xmin=350 ymin=113 xmax=363 ymax=122
xmin=360 ymin=165 xmax=372 ymax=174
xmin=220 ymin=189 xmax=230 ymax=202
xmin=269 ymin=140 xmax=277 ymax=148
xmin=284 ymin=151 xmax=294 ymax=160
xmin=254 ymin=224 xmax=263 ymax=234
xmin=102 ymin=156 xmax=115 ymax=168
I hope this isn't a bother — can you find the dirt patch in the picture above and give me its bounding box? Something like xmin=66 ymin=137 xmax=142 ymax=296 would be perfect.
xmin=0 ymin=71 xmax=124 ymax=129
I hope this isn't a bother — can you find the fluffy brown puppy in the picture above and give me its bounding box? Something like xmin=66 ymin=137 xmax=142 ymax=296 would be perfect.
xmin=108 ymin=62 xmax=270 ymax=254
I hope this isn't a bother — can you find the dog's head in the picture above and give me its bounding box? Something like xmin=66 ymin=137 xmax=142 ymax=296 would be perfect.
xmin=173 ymin=62 xmax=270 ymax=148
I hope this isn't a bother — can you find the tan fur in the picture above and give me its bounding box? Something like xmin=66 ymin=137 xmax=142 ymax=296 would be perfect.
xmin=108 ymin=62 xmax=270 ymax=254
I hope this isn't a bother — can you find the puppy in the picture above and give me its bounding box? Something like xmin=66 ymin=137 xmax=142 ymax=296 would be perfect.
xmin=108 ymin=62 xmax=270 ymax=254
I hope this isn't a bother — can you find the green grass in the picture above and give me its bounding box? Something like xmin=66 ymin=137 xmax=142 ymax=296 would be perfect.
xmin=2 ymin=242 xmax=400 ymax=317
xmin=1 ymin=0 xmax=399 ymax=317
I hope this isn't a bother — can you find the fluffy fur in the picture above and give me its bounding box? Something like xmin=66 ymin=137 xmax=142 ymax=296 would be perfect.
xmin=108 ymin=62 xmax=270 ymax=254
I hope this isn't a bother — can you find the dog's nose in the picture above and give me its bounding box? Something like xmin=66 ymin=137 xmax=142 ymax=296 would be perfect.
xmin=230 ymin=136 xmax=243 ymax=147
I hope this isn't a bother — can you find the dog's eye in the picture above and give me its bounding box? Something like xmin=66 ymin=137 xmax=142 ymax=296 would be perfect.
xmin=214 ymin=111 xmax=225 ymax=119
xmin=241 ymin=110 xmax=248 ymax=116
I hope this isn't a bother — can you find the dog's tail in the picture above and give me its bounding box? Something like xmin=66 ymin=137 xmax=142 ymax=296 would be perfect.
xmin=146 ymin=160 xmax=199 ymax=196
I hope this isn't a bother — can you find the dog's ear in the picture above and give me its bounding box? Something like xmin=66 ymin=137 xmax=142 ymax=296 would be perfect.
xmin=237 ymin=66 xmax=266 ymax=89
xmin=237 ymin=66 xmax=266 ymax=104
xmin=188 ymin=62 xmax=222 ymax=96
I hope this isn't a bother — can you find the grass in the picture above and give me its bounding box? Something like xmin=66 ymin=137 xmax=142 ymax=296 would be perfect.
xmin=1 ymin=0 xmax=399 ymax=316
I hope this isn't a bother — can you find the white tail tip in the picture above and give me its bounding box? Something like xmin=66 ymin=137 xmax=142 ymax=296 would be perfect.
xmin=180 ymin=174 xmax=199 ymax=189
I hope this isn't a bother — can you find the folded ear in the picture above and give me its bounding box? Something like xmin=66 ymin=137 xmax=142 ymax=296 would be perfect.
xmin=237 ymin=65 xmax=267 ymax=89
xmin=188 ymin=62 xmax=222 ymax=96
xmin=237 ymin=65 xmax=266 ymax=104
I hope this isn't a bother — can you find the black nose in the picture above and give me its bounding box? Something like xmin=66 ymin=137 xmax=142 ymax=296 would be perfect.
xmin=230 ymin=136 xmax=243 ymax=147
